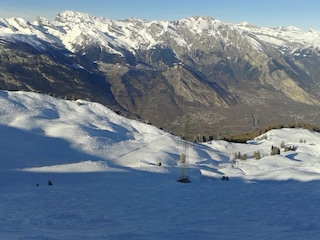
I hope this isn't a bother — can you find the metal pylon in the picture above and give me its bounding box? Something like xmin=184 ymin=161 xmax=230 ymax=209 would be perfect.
xmin=177 ymin=117 xmax=191 ymax=183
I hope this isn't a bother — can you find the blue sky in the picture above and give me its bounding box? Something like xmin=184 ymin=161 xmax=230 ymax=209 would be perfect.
xmin=0 ymin=0 xmax=319 ymax=31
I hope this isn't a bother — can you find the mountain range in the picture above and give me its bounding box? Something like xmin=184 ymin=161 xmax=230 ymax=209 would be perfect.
xmin=1 ymin=10 xmax=320 ymax=137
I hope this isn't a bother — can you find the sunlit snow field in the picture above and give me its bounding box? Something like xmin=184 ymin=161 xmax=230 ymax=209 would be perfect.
xmin=1 ymin=90 xmax=320 ymax=239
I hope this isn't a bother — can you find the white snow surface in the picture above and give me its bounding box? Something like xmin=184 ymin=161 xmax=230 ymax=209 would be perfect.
xmin=1 ymin=90 xmax=320 ymax=239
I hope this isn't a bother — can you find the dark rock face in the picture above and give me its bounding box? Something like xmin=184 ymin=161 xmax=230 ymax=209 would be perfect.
xmin=1 ymin=12 xmax=320 ymax=136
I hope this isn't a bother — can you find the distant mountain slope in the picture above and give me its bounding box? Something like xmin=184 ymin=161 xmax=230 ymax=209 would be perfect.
xmin=1 ymin=11 xmax=320 ymax=135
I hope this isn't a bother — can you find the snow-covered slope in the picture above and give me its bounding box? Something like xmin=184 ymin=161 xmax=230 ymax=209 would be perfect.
xmin=1 ymin=90 xmax=320 ymax=181
xmin=0 ymin=90 xmax=181 ymax=172
xmin=1 ymin=90 xmax=320 ymax=239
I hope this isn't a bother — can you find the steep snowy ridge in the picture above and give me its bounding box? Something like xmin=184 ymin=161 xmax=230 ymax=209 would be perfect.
xmin=1 ymin=10 xmax=319 ymax=54
xmin=235 ymin=23 xmax=320 ymax=52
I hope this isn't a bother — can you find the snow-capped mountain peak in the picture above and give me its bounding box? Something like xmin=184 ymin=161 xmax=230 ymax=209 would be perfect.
xmin=1 ymin=10 xmax=319 ymax=55
xmin=55 ymin=10 xmax=97 ymax=24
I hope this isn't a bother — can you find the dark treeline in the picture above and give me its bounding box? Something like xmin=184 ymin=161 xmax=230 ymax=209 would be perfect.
xmin=208 ymin=122 xmax=320 ymax=143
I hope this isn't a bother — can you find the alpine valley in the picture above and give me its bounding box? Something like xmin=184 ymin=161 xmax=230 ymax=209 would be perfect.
xmin=1 ymin=10 xmax=320 ymax=137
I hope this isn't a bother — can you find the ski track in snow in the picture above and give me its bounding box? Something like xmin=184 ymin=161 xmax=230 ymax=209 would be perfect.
xmin=1 ymin=90 xmax=320 ymax=239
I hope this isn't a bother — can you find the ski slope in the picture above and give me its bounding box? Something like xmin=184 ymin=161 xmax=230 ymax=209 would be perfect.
xmin=1 ymin=90 xmax=320 ymax=239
